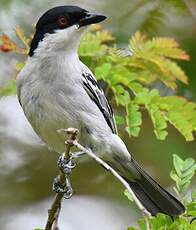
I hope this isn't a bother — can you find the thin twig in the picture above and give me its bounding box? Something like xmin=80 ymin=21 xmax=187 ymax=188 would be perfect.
xmin=72 ymin=140 xmax=152 ymax=221
xmin=45 ymin=128 xmax=78 ymax=230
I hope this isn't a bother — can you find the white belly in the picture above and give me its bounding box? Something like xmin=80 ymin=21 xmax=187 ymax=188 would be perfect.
xmin=18 ymin=77 xmax=111 ymax=154
xmin=19 ymin=85 xmax=85 ymax=152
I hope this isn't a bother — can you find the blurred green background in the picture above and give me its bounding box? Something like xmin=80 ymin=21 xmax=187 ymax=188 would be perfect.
xmin=0 ymin=0 xmax=195 ymax=229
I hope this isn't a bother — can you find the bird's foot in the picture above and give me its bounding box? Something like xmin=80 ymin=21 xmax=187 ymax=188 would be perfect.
xmin=57 ymin=154 xmax=76 ymax=174
xmin=52 ymin=151 xmax=85 ymax=198
xmin=53 ymin=176 xmax=73 ymax=199
xmin=52 ymin=153 xmax=76 ymax=199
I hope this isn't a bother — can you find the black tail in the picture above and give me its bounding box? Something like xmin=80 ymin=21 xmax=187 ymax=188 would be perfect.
xmin=125 ymin=159 xmax=185 ymax=216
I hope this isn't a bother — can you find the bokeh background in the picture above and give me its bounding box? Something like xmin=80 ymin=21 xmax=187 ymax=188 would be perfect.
xmin=0 ymin=1 xmax=195 ymax=229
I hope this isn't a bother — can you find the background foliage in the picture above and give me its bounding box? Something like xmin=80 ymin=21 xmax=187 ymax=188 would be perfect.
xmin=126 ymin=154 xmax=196 ymax=230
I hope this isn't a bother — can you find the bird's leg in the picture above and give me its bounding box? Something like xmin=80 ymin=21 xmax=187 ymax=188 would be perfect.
xmin=57 ymin=153 xmax=76 ymax=174
xmin=52 ymin=150 xmax=85 ymax=198
xmin=53 ymin=176 xmax=73 ymax=199
xmin=52 ymin=154 xmax=76 ymax=199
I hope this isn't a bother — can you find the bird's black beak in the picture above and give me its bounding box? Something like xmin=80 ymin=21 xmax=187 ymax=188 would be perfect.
xmin=78 ymin=12 xmax=106 ymax=28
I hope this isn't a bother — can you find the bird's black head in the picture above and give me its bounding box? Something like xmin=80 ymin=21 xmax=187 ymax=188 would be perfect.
xmin=29 ymin=5 xmax=106 ymax=57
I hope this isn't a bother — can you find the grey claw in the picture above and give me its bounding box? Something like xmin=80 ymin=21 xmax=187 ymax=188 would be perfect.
xmin=57 ymin=154 xmax=76 ymax=174
xmin=63 ymin=178 xmax=73 ymax=199
xmin=67 ymin=159 xmax=76 ymax=169
xmin=53 ymin=153 xmax=76 ymax=198
xmin=52 ymin=176 xmax=73 ymax=199
xmin=53 ymin=176 xmax=66 ymax=193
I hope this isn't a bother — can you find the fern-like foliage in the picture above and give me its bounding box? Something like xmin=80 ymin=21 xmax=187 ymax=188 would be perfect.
xmin=171 ymin=154 xmax=196 ymax=219
xmin=170 ymin=154 xmax=196 ymax=200
xmin=126 ymin=154 xmax=196 ymax=230
xmin=120 ymin=0 xmax=193 ymax=35
xmin=128 ymin=32 xmax=189 ymax=88
xmin=85 ymin=29 xmax=194 ymax=141
xmin=0 ymin=26 xmax=195 ymax=141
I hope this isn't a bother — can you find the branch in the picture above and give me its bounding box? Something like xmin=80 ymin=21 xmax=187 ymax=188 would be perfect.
xmin=45 ymin=128 xmax=78 ymax=230
xmin=72 ymin=139 xmax=152 ymax=222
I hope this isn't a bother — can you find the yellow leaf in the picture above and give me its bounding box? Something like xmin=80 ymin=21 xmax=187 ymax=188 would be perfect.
xmin=0 ymin=34 xmax=18 ymax=52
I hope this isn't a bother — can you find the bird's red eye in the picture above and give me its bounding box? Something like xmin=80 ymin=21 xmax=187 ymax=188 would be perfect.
xmin=57 ymin=16 xmax=69 ymax=27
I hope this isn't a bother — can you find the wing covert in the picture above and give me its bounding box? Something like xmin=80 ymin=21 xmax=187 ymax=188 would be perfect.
xmin=82 ymin=71 xmax=117 ymax=134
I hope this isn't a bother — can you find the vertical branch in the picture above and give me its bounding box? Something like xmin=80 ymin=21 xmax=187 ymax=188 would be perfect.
xmin=45 ymin=128 xmax=78 ymax=230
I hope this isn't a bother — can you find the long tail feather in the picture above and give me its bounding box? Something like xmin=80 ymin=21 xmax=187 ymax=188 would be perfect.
xmin=125 ymin=159 xmax=185 ymax=216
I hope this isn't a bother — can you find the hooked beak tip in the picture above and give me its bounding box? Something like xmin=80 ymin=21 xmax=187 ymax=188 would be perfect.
xmin=79 ymin=12 xmax=107 ymax=28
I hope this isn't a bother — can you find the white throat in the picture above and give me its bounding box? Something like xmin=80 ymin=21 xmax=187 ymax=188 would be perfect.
xmin=33 ymin=25 xmax=85 ymax=59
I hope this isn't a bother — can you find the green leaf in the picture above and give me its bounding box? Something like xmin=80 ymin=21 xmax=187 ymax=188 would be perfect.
xmin=134 ymin=89 xmax=149 ymax=105
xmin=181 ymin=172 xmax=195 ymax=185
xmin=179 ymin=181 xmax=191 ymax=194
xmin=170 ymin=170 xmax=180 ymax=184
xmin=167 ymin=111 xmax=194 ymax=141
xmin=129 ymin=31 xmax=189 ymax=89
xmin=115 ymin=115 xmax=125 ymax=125
xmin=94 ymin=63 xmax=112 ymax=80
xmin=149 ymin=213 xmax=173 ymax=230
xmin=173 ymin=154 xmax=184 ymax=177
xmin=138 ymin=218 xmax=148 ymax=230
xmin=182 ymin=166 xmax=196 ymax=178
xmin=128 ymin=82 xmax=144 ymax=94
xmin=79 ymin=29 xmax=114 ymax=57
xmin=112 ymin=85 xmax=130 ymax=106
xmin=144 ymin=37 xmax=189 ymax=60
xmin=171 ymin=154 xmax=196 ymax=197
xmin=126 ymin=102 xmax=142 ymax=137
xmin=147 ymin=103 xmax=168 ymax=140
xmin=192 ymin=191 xmax=196 ymax=202
xmin=183 ymin=158 xmax=196 ymax=172
xmin=186 ymin=201 xmax=196 ymax=216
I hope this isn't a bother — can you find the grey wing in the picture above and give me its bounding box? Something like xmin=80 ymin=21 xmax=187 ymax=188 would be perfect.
xmin=82 ymin=71 xmax=117 ymax=134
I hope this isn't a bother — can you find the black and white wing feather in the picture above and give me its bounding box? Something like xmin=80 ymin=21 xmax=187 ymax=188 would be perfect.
xmin=82 ymin=71 xmax=117 ymax=134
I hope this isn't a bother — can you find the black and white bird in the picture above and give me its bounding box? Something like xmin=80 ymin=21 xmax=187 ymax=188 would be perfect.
xmin=17 ymin=5 xmax=185 ymax=216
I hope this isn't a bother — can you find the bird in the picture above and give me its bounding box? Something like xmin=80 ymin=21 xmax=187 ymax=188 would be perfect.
xmin=17 ymin=5 xmax=185 ymax=216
